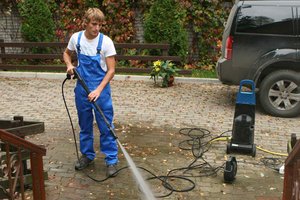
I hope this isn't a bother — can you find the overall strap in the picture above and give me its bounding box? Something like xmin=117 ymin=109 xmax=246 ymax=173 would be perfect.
xmin=76 ymin=31 xmax=83 ymax=53
xmin=96 ymin=33 xmax=104 ymax=54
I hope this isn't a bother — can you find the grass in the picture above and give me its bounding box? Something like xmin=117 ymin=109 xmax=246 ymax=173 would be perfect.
xmin=190 ymin=69 xmax=217 ymax=78
xmin=116 ymin=61 xmax=218 ymax=79
xmin=115 ymin=69 xmax=217 ymax=79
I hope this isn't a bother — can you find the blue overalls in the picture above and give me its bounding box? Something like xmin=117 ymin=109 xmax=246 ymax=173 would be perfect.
xmin=74 ymin=31 xmax=118 ymax=165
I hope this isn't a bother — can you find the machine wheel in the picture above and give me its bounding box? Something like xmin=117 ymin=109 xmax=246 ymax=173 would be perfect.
xmin=224 ymin=157 xmax=237 ymax=183
xmin=259 ymin=70 xmax=300 ymax=118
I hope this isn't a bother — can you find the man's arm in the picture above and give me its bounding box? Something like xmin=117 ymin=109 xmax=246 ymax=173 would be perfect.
xmin=63 ymin=48 xmax=75 ymax=74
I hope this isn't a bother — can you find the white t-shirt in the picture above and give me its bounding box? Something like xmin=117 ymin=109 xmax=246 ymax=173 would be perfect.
xmin=67 ymin=31 xmax=116 ymax=72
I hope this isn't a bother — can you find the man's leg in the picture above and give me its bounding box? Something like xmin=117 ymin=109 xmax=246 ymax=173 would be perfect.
xmin=74 ymin=85 xmax=95 ymax=170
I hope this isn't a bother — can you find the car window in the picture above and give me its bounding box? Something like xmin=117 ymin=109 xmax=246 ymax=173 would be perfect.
xmin=236 ymin=5 xmax=294 ymax=35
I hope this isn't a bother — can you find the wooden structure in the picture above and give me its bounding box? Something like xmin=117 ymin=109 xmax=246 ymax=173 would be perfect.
xmin=0 ymin=39 xmax=189 ymax=74
xmin=0 ymin=116 xmax=46 ymax=200
xmin=282 ymin=139 xmax=300 ymax=200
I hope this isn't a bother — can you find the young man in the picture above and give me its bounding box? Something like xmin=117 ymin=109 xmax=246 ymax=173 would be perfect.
xmin=63 ymin=8 xmax=118 ymax=177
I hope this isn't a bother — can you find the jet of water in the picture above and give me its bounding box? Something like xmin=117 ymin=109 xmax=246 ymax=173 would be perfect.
xmin=118 ymin=140 xmax=156 ymax=200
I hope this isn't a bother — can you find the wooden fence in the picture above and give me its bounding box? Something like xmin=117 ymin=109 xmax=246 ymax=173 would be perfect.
xmin=0 ymin=39 xmax=191 ymax=74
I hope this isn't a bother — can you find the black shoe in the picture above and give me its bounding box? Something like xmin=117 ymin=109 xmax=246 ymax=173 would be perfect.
xmin=106 ymin=164 xmax=118 ymax=177
xmin=75 ymin=155 xmax=93 ymax=171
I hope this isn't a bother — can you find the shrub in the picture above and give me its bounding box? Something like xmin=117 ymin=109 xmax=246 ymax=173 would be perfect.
xmin=18 ymin=0 xmax=55 ymax=42
xmin=143 ymin=0 xmax=188 ymax=61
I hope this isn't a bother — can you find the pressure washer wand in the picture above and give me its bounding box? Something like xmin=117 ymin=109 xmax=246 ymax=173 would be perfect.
xmin=73 ymin=68 xmax=118 ymax=140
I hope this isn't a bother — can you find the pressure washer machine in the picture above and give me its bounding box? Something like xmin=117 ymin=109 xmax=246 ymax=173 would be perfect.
xmin=226 ymin=80 xmax=256 ymax=157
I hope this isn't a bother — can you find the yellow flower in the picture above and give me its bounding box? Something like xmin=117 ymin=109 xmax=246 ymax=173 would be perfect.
xmin=156 ymin=68 xmax=160 ymax=72
xmin=153 ymin=60 xmax=161 ymax=67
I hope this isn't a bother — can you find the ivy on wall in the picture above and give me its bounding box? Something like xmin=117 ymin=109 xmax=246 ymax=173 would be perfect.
xmin=48 ymin=0 xmax=99 ymax=42
xmin=48 ymin=0 xmax=136 ymax=43
xmin=179 ymin=0 xmax=231 ymax=68
xmin=101 ymin=0 xmax=135 ymax=43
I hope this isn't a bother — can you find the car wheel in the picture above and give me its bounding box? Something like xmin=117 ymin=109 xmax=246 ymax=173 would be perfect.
xmin=259 ymin=70 xmax=300 ymax=117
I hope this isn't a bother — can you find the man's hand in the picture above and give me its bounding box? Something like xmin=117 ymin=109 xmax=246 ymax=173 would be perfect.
xmin=66 ymin=65 xmax=75 ymax=75
xmin=88 ymin=89 xmax=102 ymax=102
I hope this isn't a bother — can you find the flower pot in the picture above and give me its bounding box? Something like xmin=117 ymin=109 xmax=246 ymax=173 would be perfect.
xmin=168 ymin=75 xmax=174 ymax=87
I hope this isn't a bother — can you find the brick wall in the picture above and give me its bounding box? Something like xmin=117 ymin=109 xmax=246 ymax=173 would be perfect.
xmin=0 ymin=10 xmax=22 ymax=42
xmin=133 ymin=8 xmax=144 ymax=43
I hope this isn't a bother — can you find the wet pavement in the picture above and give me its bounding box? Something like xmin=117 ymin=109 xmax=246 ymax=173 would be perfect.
xmin=1 ymin=72 xmax=299 ymax=199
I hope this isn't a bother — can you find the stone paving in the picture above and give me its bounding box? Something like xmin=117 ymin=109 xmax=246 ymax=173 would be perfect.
xmin=1 ymin=72 xmax=299 ymax=200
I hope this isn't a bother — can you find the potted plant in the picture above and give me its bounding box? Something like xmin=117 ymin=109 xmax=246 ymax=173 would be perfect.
xmin=150 ymin=60 xmax=180 ymax=87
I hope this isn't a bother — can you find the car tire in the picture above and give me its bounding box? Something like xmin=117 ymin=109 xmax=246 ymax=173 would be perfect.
xmin=259 ymin=70 xmax=300 ymax=118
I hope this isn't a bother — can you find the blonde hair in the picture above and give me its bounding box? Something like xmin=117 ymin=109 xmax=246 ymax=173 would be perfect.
xmin=83 ymin=8 xmax=105 ymax=25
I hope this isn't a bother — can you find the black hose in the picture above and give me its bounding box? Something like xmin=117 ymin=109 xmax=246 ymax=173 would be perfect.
xmin=62 ymin=76 xmax=80 ymax=161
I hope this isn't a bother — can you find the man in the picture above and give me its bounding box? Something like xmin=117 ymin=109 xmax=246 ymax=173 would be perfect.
xmin=63 ymin=8 xmax=118 ymax=177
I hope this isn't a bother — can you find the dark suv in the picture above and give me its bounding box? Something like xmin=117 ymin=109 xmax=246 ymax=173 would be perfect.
xmin=216 ymin=0 xmax=300 ymax=117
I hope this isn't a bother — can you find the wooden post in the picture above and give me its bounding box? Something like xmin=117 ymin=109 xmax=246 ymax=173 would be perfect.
xmin=30 ymin=152 xmax=46 ymax=200
xmin=282 ymin=139 xmax=300 ymax=200
xmin=162 ymin=44 xmax=169 ymax=56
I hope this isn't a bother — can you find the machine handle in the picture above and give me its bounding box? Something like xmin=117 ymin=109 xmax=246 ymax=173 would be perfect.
xmin=238 ymin=79 xmax=255 ymax=94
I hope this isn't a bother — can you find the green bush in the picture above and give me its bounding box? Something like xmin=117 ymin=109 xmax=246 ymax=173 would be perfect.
xmin=143 ymin=0 xmax=188 ymax=61
xmin=18 ymin=0 xmax=55 ymax=42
